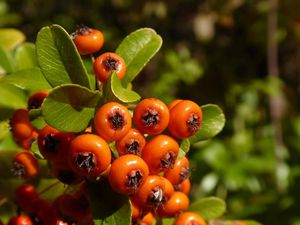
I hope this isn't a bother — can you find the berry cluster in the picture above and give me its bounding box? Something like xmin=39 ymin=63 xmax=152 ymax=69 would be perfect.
xmin=6 ymin=26 xmax=207 ymax=225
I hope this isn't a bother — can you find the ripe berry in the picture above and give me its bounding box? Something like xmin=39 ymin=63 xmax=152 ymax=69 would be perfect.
xmin=142 ymin=135 xmax=179 ymax=174
xmin=168 ymin=100 xmax=202 ymax=139
xmin=94 ymin=102 xmax=132 ymax=141
xmin=168 ymin=99 xmax=183 ymax=110
xmin=68 ymin=134 xmax=111 ymax=177
xmin=73 ymin=26 xmax=104 ymax=55
xmin=156 ymin=191 xmax=189 ymax=217
xmin=174 ymin=178 xmax=191 ymax=195
xmin=173 ymin=212 xmax=207 ymax=225
xmin=108 ymin=154 xmax=149 ymax=195
xmin=38 ymin=125 xmax=73 ymax=162
xmin=15 ymin=183 xmax=39 ymax=213
xmin=116 ymin=128 xmax=146 ymax=156
xmin=12 ymin=151 xmax=39 ymax=179
xmin=93 ymin=52 xmax=126 ymax=83
xmin=134 ymin=175 xmax=166 ymax=208
xmin=133 ymin=98 xmax=169 ymax=135
xmin=27 ymin=91 xmax=48 ymax=110
xmin=164 ymin=156 xmax=190 ymax=185
xmin=10 ymin=109 xmax=35 ymax=141
xmin=160 ymin=177 xmax=174 ymax=202
xmin=133 ymin=212 xmax=155 ymax=225
xmin=8 ymin=215 xmax=33 ymax=225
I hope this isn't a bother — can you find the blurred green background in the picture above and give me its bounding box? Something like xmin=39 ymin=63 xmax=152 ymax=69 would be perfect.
xmin=1 ymin=0 xmax=300 ymax=224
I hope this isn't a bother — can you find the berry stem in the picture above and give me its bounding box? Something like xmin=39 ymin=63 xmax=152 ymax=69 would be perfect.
xmin=39 ymin=181 xmax=60 ymax=196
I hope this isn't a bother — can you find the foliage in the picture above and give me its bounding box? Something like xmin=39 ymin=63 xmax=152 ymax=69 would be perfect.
xmin=1 ymin=0 xmax=300 ymax=224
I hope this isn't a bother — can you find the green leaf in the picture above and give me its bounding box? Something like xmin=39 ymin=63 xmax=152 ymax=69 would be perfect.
xmin=189 ymin=197 xmax=226 ymax=220
xmin=36 ymin=24 xmax=90 ymax=88
xmin=189 ymin=104 xmax=225 ymax=143
xmin=15 ymin=43 xmax=38 ymax=70
xmin=104 ymin=72 xmax=141 ymax=104
xmin=178 ymin=139 xmax=190 ymax=159
xmin=1 ymin=68 xmax=51 ymax=92
xmin=29 ymin=109 xmax=47 ymax=130
xmin=0 ymin=28 xmax=25 ymax=50
xmin=116 ymin=28 xmax=162 ymax=87
xmin=0 ymin=45 xmax=14 ymax=74
xmin=0 ymin=83 xmax=27 ymax=120
xmin=161 ymin=218 xmax=174 ymax=225
xmin=88 ymin=181 xmax=131 ymax=225
xmin=31 ymin=139 xmax=43 ymax=159
xmin=42 ymin=84 xmax=101 ymax=132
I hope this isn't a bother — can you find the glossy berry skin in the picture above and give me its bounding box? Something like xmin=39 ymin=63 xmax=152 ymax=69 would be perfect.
xmin=168 ymin=100 xmax=202 ymax=139
xmin=15 ymin=184 xmax=39 ymax=212
xmin=12 ymin=151 xmax=39 ymax=179
xmin=8 ymin=215 xmax=33 ymax=225
xmin=131 ymin=198 xmax=142 ymax=219
xmin=73 ymin=27 xmax=104 ymax=55
xmin=51 ymin=161 xmax=84 ymax=185
xmin=116 ymin=128 xmax=146 ymax=156
xmin=156 ymin=191 xmax=189 ymax=217
xmin=10 ymin=109 xmax=35 ymax=141
xmin=164 ymin=156 xmax=189 ymax=185
xmin=160 ymin=177 xmax=174 ymax=201
xmin=142 ymin=135 xmax=179 ymax=174
xmin=173 ymin=212 xmax=207 ymax=225
xmin=27 ymin=91 xmax=48 ymax=110
xmin=38 ymin=125 xmax=73 ymax=162
xmin=134 ymin=175 xmax=166 ymax=208
xmin=135 ymin=212 xmax=155 ymax=225
xmin=168 ymin=99 xmax=183 ymax=110
xmin=93 ymin=52 xmax=126 ymax=83
xmin=108 ymin=154 xmax=149 ymax=195
xmin=175 ymin=178 xmax=191 ymax=195
xmin=133 ymin=98 xmax=170 ymax=135
xmin=68 ymin=134 xmax=111 ymax=177
xmin=94 ymin=102 xmax=132 ymax=141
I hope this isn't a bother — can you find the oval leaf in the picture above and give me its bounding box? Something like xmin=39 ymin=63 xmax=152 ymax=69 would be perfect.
xmin=36 ymin=24 xmax=90 ymax=88
xmin=189 ymin=104 xmax=225 ymax=143
xmin=29 ymin=109 xmax=47 ymax=130
xmin=15 ymin=43 xmax=38 ymax=70
xmin=88 ymin=181 xmax=131 ymax=225
xmin=0 ymin=83 xmax=27 ymax=120
xmin=116 ymin=28 xmax=162 ymax=87
xmin=1 ymin=68 xmax=51 ymax=92
xmin=178 ymin=138 xmax=190 ymax=158
xmin=0 ymin=28 xmax=25 ymax=50
xmin=189 ymin=197 xmax=226 ymax=220
xmin=0 ymin=45 xmax=14 ymax=74
xmin=42 ymin=84 xmax=101 ymax=132
xmin=104 ymin=72 xmax=141 ymax=103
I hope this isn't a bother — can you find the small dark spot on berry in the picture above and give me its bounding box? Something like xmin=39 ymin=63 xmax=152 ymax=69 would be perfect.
xmin=44 ymin=134 xmax=60 ymax=153
xmin=179 ymin=166 xmax=190 ymax=182
xmin=126 ymin=140 xmax=141 ymax=156
xmin=11 ymin=161 xmax=25 ymax=178
xmin=104 ymin=57 xmax=119 ymax=71
xmin=186 ymin=114 xmax=201 ymax=132
xmin=142 ymin=109 xmax=159 ymax=127
xmin=126 ymin=170 xmax=143 ymax=192
xmin=28 ymin=100 xmax=43 ymax=110
xmin=160 ymin=152 xmax=176 ymax=169
xmin=108 ymin=111 xmax=125 ymax=130
xmin=75 ymin=153 xmax=96 ymax=172
xmin=148 ymin=187 xmax=164 ymax=206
